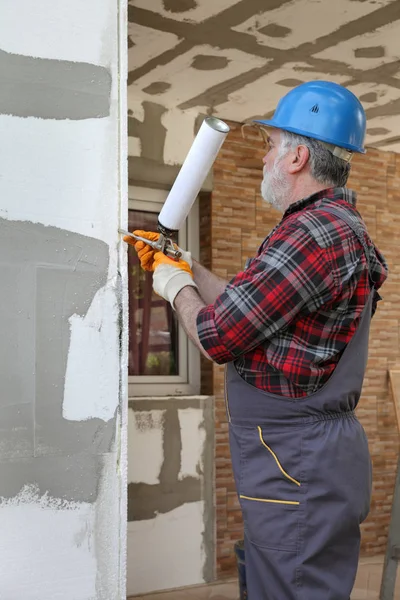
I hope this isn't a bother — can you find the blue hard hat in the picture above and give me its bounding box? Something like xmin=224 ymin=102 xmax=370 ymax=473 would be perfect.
xmin=255 ymin=81 xmax=366 ymax=154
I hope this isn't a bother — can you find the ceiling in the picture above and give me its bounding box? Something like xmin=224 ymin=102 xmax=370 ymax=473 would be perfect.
xmin=129 ymin=0 xmax=400 ymax=153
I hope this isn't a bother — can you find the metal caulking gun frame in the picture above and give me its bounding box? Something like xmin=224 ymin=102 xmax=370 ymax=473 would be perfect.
xmin=118 ymin=229 xmax=182 ymax=260
xmin=120 ymin=116 xmax=230 ymax=258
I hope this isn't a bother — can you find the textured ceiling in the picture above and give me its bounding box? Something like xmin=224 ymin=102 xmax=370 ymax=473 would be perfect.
xmin=129 ymin=0 xmax=400 ymax=153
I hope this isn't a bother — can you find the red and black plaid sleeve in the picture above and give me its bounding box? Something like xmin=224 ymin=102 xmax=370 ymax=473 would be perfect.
xmin=196 ymin=221 xmax=338 ymax=363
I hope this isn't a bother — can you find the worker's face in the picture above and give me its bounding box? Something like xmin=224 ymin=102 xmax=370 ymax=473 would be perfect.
xmin=261 ymin=130 xmax=291 ymax=212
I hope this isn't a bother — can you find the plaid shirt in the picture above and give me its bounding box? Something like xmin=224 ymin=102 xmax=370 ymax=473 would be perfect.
xmin=197 ymin=188 xmax=388 ymax=398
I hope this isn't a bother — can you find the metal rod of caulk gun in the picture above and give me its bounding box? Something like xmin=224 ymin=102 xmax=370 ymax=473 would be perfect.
xmin=118 ymin=229 xmax=182 ymax=260
xmin=120 ymin=116 xmax=230 ymax=256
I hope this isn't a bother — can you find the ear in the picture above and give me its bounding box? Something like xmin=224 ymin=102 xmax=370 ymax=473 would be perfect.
xmin=287 ymin=144 xmax=310 ymax=174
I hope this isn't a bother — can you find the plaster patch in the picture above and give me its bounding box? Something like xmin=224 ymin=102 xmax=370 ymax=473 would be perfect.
xmin=162 ymin=107 xmax=199 ymax=166
xmin=128 ymin=136 xmax=142 ymax=156
xmin=354 ymin=45 xmax=386 ymax=58
xmin=259 ymin=23 xmax=292 ymax=38
xmin=126 ymin=397 xmax=215 ymax=586
xmin=128 ymin=405 xmax=202 ymax=521
xmin=0 ymin=484 xmax=96 ymax=599
xmin=131 ymin=44 xmax=268 ymax=108
xmin=360 ymin=92 xmax=379 ymax=103
xmin=134 ymin=411 xmax=165 ymax=432
xmin=376 ymin=142 xmax=400 ymax=154
xmin=232 ymin=0 xmax=388 ymax=50
xmin=347 ymin=82 xmax=400 ymax=112
xmin=128 ymin=408 xmax=165 ymax=485
xmin=131 ymin=0 xmax=236 ymax=23
xmin=127 ymin=501 xmax=205 ymax=596
xmin=0 ymin=219 xmax=116 ymax=468
xmin=178 ymin=408 xmax=206 ymax=480
xmin=95 ymin=452 xmax=122 ymax=599
xmin=191 ymin=54 xmax=229 ymax=70
xmin=215 ymin=62 xmax=347 ymax=122
xmin=315 ymin=19 xmax=400 ymax=69
xmin=163 ymin=0 xmax=198 ymax=12
xmin=0 ymin=454 xmax=110 ymax=504
xmin=0 ymin=49 xmax=111 ymax=120
xmin=367 ymin=127 xmax=391 ymax=136
xmin=365 ymin=114 xmax=400 ymax=148
xmin=128 ymin=101 xmax=167 ymax=163
xmin=0 ymin=115 xmax=118 ymax=246
xmin=127 ymin=97 xmax=146 ymax=121
xmin=277 ymin=78 xmax=305 ymax=87
xmin=63 ymin=285 xmax=120 ymax=422
xmin=142 ymin=81 xmax=172 ymax=94
xmin=0 ymin=0 xmax=115 ymax=65
xmin=128 ymin=22 xmax=180 ymax=71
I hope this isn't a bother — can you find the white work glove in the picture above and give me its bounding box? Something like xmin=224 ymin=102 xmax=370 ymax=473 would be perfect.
xmin=152 ymin=252 xmax=198 ymax=308
xmin=178 ymin=248 xmax=192 ymax=267
xmin=123 ymin=230 xmax=192 ymax=271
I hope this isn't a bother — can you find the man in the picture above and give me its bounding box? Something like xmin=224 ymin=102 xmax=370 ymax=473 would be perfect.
xmin=127 ymin=81 xmax=388 ymax=599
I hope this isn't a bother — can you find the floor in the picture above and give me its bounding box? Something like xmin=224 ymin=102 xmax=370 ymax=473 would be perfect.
xmin=128 ymin=556 xmax=400 ymax=600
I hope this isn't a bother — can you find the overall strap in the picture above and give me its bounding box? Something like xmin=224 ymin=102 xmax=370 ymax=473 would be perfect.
xmin=322 ymin=203 xmax=375 ymax=286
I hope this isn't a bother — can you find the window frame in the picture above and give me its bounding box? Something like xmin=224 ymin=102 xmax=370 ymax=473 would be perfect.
xmin=128 ymin=185 xmax=200 ymax=397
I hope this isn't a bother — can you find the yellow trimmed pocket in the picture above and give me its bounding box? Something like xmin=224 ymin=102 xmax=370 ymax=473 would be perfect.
xmin=240 ymin=495 xmax=299 ymax=506
xmin=232 ymin=424 xmax=302 ymax=550
xmin=224 ymin=366 xmax=231 ymax=423
xmin=257 ymin=426 xmax=301 ymax=487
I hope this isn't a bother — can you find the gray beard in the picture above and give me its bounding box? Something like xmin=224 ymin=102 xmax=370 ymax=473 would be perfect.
xmin=261 ymin=167 xmax=290 ymax=213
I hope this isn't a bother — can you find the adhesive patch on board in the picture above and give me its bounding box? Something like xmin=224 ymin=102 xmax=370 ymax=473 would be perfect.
xmin=63 ymin=284 xmax=120 ymax=422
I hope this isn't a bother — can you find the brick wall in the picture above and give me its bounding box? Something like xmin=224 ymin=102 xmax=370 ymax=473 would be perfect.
xmin=208 ymin=120 xmax=400 ymax=577
xmin=199 ymin=192 xmax=214 ymax=397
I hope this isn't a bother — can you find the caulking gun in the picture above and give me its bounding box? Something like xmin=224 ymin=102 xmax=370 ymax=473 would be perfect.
xmin=120 ymin=116 xmax=230 ymax=258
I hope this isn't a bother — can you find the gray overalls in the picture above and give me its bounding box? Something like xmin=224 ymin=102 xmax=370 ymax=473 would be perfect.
xmin=226 ymin=206 xmax=374 ymax=599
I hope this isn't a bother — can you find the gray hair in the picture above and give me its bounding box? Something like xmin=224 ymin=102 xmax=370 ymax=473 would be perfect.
xmin=279 ymin=131 xmax=351 ymax=188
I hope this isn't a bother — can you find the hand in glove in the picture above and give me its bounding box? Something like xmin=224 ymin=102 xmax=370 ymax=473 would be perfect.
xmin=123 ymin=230 xmax=159 ymax=271
xmin=124 ymin=230 xmax=192 ymax=272
xmin=152 ymin=251 xmax=198 ymax=308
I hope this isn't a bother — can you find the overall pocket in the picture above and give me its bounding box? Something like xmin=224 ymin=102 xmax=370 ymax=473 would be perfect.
xmin=237 ymin=425 xmax=303 ymax=552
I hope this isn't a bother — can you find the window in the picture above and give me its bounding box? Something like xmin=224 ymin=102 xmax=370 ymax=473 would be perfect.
xmin=128 ymin=186 xmax=200 ymax=397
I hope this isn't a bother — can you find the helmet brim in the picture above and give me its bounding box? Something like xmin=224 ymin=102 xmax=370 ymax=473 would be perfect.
xmin=254 ymin=120 xmax=366 ymax=154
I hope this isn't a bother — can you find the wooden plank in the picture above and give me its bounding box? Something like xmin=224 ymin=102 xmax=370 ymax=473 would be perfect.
xmin=380 ymin=370 xmax=400 ymax=599
xmin=389 ymin=370 xmax=400 ymax=434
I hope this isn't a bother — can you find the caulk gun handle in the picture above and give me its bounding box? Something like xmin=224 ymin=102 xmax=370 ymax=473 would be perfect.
xmin=119 ymin=229 xmax=182 ymax=260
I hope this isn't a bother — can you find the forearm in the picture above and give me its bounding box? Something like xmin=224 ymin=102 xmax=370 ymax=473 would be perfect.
xmin=173 ymin=286 xmax=213 ymax=361
xmin=192 ymin=260 xmax=228 ymax=305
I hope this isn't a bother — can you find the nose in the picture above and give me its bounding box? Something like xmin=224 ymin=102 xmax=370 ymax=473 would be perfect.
xmin=262 ymin=153 xmax=268 ymax=165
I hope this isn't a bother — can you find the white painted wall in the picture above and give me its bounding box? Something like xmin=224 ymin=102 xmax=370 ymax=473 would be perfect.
xmin=127 ymin=402 xmax=212 ymax=596
xmin=0 ymin=485 xmax=98 ymax=599
xmin=0 ymin=117 xmax=119 ymax=249
xmin=0 ymin=0 xmax=116 ymax=64
xmin=0 ymin=0 xmax=128 ymax=598
xmin=127 ymin=502 xmax=206 ymax=595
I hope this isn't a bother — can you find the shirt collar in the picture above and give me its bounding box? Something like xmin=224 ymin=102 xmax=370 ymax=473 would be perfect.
xmin=283 ymin=187 xmax=357 ymax=218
